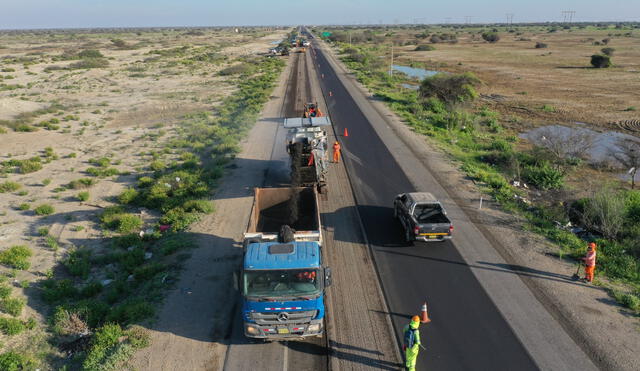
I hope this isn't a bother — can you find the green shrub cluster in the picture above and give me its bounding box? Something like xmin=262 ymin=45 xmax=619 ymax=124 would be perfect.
xmin=0 ymin=181 xmax=21 ymax=193
xmin=100 ymin=207 xmax=143 ymax=234
xmin=0 ymin=245 xmax=32 ymax=270
xmin=1 ymin=297 xmax=25 ymax=316
xmin=0 ymin=351 xmax=38 ymax=370
xmin=34 ymin=204 xmax=55 ymax=215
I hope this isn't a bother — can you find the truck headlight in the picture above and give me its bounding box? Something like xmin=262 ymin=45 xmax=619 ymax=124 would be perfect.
xmin=246 ymin=325 xmax=260 ymax=335
xmin=308 ymin=323 xmax=321 ymax=332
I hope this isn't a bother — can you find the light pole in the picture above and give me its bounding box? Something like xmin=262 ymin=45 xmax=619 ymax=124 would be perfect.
xmin=389 ymin=44 xmax=394 ymax=76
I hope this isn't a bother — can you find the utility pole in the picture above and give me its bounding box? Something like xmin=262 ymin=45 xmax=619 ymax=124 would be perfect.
xmin=506 ymin=13 xmax=514 ymax=26
xmin=465 ymin=16 xmax=472 ymax=25
xmin=561 ymin=10 xmax=576 ymax=23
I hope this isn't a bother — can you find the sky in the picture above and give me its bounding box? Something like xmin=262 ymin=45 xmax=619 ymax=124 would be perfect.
xmin=1 ymin=0 xmax=638 ymax=29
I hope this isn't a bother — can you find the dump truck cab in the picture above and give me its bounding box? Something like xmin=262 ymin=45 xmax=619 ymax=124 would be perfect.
xmin=242 ymin=241 xmax=331 ymax=339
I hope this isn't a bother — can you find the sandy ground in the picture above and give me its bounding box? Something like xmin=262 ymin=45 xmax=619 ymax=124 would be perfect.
xmin=323 ymin=38 xmax=640 ymax=370
xmin=0 ymin=28 xmax=286 ymax=363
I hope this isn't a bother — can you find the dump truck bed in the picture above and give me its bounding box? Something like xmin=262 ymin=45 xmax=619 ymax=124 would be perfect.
xmin=244 ymin=187 xmax=322 ymax=246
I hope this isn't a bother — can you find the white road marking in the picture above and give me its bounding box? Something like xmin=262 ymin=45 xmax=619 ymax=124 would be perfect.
xmin=282 ymin=341 xmax=288 ymax=371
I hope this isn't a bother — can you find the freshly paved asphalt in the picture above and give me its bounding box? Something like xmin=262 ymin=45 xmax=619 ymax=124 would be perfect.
xmin=309 ymin=37 xmax=539 ymax=369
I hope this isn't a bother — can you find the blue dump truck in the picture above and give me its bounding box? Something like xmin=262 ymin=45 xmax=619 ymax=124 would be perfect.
xmin=241 ymin=187 xmax=331 ymax=339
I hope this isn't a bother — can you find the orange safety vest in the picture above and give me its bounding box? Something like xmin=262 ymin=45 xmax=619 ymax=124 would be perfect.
xmin=584 ymin=250 xmax=596 ymax=266
xmin=333 ymin=142 xmax=341 ymax=152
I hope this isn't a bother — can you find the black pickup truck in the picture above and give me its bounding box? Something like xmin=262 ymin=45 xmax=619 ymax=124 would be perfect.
xmin=393 ymin=192 xmax=453 ymax=244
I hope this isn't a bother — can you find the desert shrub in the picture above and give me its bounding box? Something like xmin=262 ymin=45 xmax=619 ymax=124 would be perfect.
xmin=78 ymin=49 xmax=104 ymax=59
xmin=0 ymin=285 xmax=11 ymax=299
xmin=77 ymin=191 xmax=90 ymax=202
xmin=0 ymin=317 xmax=26 ymax=335
xmin=18 ymin=203 xmax=30 ymax=210
xmin=45 ymin=235 xmax=59 ymax=251
xmin=523 ymin=163 xmax=564 ymax=190
xmin=581 ymin=190 xmax=626 ymax=239
xmin=34 ymin=204 xmax=55 ymax=215
xmin=414 ymin=44 xmax=435 ymax=51
xmin=535 ymin=42 xmax=548 ymax=48
xmin=0 ymin=351 xmax=37 ymax=370
xmin=0 ymin=181 xmax=21 ymax=193
xmin=133 ymin=262 xmax=166 ymax=281
xmin=1 ymin=297 xmax=25 ymax=316
xmin=1 ymin=68 xmax=15 ymax=72
xmin=86 ymin=166 xmax=119 ymax=177
xmin=219 ymin=63 xmax=251 ymax=76
xmin=69 ymin=177 xmax=96 ymax=189
xmin=37 ymin=227 xmax=49 ymax=236
xmin=64 ymin=248 xmax=92 ymax=279
xmin=0 ymin=245 xmax=32 ymax=270
xmin=19 ymin=159 xmax=42 ymax=173
xmin=81 ymin=281 xmax=103 ymax=298
xmin=89 ymin=157 xmax=111 ymax=167
xmin=419 ymin=72 xmax=480 ymax=104
xmin=101 ymin=207 xmax=143 ymax=234
xmin=482 ymin=32 xmax=500 ymax=43
xmin=42 ymin=178 xmax=52 ymax=186
xmin=601 ymin=47 xmax=615 ymax=56
xmin=182 ymin=199 xmax=214 ymax=213
xmin=590 ymin=54 xmax=611 ymax=68
xmin=149 ymin=160 xmax=166 ymax=172
xmin=69 ymin=58 xmax=109 ymax=69
xmin=51 ymin=308 xmax=90 ymax=336
xmin=105 ymin=298 xmax=155 ymax=325
xmin=82 ymin=323 xmax=124 ymax=369
xmin=160 ymin=207 xmax=200 ymax=231
xmin=41 ymin=279 xmax=79 ymax=303
xmin=118 ymin=188 xmax=139 ymax=204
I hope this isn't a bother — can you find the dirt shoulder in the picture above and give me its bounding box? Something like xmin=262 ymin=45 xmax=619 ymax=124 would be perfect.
xmin=321 ymin=39 xmax=640 ymax=370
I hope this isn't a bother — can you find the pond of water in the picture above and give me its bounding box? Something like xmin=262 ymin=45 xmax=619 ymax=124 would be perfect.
xmin=392 ymin=65 xmax=439 ymax=80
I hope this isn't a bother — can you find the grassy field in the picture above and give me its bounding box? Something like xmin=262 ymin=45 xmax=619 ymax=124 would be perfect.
xmin=0 ymin=27 xmax=285 ymax=369
xmin=315 ymin=23 xmax=640 ymax=312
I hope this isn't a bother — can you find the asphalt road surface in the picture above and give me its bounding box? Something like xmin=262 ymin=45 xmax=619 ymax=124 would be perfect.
xmin=309 ymin=36 xmax=539 ymax=369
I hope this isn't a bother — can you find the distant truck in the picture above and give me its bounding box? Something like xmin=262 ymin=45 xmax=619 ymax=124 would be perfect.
xmin=241 ymin=187 xmax=331 ymax=339
xmin=284 ymin=117 xmax=331 ymax=193
xmin=394 ymin=192 xmax=453 ymax=243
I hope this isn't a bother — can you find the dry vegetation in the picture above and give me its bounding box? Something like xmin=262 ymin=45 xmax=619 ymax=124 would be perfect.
xmin=0 ymin=26 xmax=286 ymax=369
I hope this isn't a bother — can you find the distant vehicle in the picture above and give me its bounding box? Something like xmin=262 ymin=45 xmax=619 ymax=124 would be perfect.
xmin=241 ymin=187 xmax=330 ymax=340
xmin=303 ymin=41 xmax=310 ymax=47
xmin=394 ymin=192 xmax=453 ymax=243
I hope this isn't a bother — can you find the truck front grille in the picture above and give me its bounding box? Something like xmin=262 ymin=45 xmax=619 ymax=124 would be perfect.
xmin=251 ymin=310 xmax=317 ymax=324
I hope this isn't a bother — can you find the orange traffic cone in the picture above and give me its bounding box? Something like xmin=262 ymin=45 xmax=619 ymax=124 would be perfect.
xmin=329 ymin=91 xmax=333 ymax=97
xmin=343 ymin=127 xmax=349 ymax=137
xmin=420 ymin=302 xmax=431 ymax=323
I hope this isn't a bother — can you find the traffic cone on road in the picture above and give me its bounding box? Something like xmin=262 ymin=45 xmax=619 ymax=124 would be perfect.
xmin=420 ymin=302 xmax=431 ymax=323
xmin=329 ymin=91 xmax=333 ymax=97
xmin=343 ymin=127 xmax=349 ymax=137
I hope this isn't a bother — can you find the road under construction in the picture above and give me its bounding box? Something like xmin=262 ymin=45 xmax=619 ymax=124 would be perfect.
xmin=223 ymin=28 xmax=598 ymax=370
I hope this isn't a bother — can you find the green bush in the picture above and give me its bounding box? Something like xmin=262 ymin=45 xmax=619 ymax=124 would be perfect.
xmin=69 ymin=58 xmax=109 ymax=69
xmin=41 ymin=279 xmax=78 ymax=303
xmin=37 ymin=227 xmax=49 ymax=236
xmin=118 ymin=188 xmax=139 ymax=204
xmin=1 ymin=297 xmax=25 ymax=316
xmin=63 ymin=248 xmax=92 ymax=279
xmin=106 ymin=298 xmax=155 ymax=325
xmin=78 ymin=49 xmax=104 ymax=59
xmin=83 ymin=323 xmax=124 ymax=369
xmin=0 ymin=181 xmax=21 ymax=193
xmin=590 ymin=54 xmax=611 ymax=68
xmin=160 ymin=207 xmax=200 ymax=231
xmin=0 ymin=351 xmax=37 ymax=370
xmin=414 ymin=44 xmax=435 ymax=51
xmin=419 ymin=72 xmax=480 ymax=104
xmin=69 ymin=177 xmax=96 ymax=189
xmin=601 ymin=47 xmax=615 ymax=56
xmin=34 ymin=204 xmax=55 ymax=215
xmin=0 ymin=317 xmax=26 ymax=335
xmin=0 ymin=245 xmax=32 ymax=270
xmin=45 ymin=235 xmax=59 ymax=251
xmin=182 ymin=199 xmax=214 ymax=213
xmin=524 ymin=163 xmax=564 ymax=190
xmin=89 ymin=157 xmax=111 ymax=167
xmin=86 ymin=166 xmax=119 ymax=177
xmin=0 ymin=284 xmax=11 ymax=299
xmin=18 ymin=203 xmax=30 ymax=211
xmin=19 ymin=160 xmax=42 ymax=173
xmin=149 ymin=160 xmax=166 ymax=172
xmin=77 ymin=191 xmax=90 ymax=201
xmin=101 ymin=207 xmax=143 ymax=234
xmin=482 ymin=32 xmax=500 ymax=43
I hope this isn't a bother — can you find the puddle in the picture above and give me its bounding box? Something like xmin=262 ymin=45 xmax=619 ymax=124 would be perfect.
xmin=270 ymin=39 xmax=283 ymax=45
xmin=392 ymin=65 xmax=439 ymax=80
xmin=401 ymin=83 xmax=419 ymax=90
xmin=520 ymin=124 xmax=640 ymax=181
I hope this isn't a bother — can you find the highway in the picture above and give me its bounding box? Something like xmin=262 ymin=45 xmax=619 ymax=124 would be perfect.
xmin=308 ymin=34 xmax=540 ymax=369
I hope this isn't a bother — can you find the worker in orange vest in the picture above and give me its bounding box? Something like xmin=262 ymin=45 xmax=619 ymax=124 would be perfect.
xmin=332 ymin=141 xmax=341 ymax=163
xmin=582 ymin=242 xmax=597 ymax=283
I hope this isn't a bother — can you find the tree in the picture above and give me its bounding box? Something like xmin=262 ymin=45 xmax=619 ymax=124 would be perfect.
xmin=591 ymin=54 xmax=611 ymax=68
xmin=419 ymin=72 xmax=480 ymax=105
xmin=611 ymin=138 xmax=640 ymax=189
xmin=482 ymin=32 xmax=500 ymax=43
xmin=529 ymin=126 xmax=595 ymax=173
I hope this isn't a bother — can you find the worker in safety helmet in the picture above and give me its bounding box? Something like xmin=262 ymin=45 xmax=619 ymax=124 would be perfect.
xmin=332 ymin=141 xmax=341 ymax=163
xmin=403 ymin=316 xmax=422 ymax=371
xmin=582 ymin=242 xmax=597 ymax=283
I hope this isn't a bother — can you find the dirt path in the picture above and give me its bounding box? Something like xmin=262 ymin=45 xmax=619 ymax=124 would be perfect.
xmin=129 ymin=56 xmax=293 ymax=371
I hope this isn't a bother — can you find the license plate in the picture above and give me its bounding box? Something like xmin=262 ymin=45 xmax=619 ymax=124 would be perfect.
xmin=277 ymin=328 xmax=289 ymax=334
xmin=428 ymin=235 xmax=437 ymax=239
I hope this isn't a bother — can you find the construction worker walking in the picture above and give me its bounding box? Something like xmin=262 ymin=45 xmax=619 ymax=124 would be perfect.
xmin=582 ymin=242 xmax=597 ymax=283
xmin=403 ymin=315 xmax=422 ymax=371
xmin=332 ymin=141 xmax=341 ymax=163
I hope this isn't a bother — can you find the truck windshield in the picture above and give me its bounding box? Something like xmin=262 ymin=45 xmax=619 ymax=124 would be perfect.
xmin=243 ymin=269 xmax=322 ymax=298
